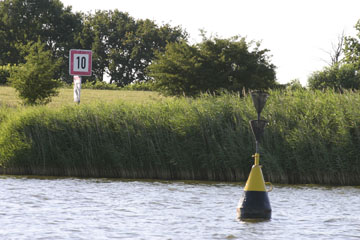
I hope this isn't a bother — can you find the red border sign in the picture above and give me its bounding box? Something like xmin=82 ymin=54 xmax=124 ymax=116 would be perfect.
xmin=69 ymin=49 xmax=92 ymax=76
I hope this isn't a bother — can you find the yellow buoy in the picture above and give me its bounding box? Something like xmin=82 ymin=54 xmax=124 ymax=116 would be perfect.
xmin=237 ymin=91 xmax=272 ymax=221
xmin=237 ymin=153 xmax=272 ymax=220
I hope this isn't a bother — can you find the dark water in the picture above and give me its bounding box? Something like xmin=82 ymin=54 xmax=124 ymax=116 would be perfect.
xmin=0 ymin=176 xmax=359 ymax=239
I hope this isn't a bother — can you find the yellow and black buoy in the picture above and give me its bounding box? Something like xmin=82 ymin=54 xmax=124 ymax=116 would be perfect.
xmin=237 ymin=91 xmax=272 ymax=221
xmin=237 ymin=153 xmax=271 ymax=220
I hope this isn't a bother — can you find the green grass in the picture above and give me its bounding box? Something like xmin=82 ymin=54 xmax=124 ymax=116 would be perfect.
xmin=0 ymin=86 xmax=167 ymax=107
xmin=1 ymin=86 xmax=360 ymax=185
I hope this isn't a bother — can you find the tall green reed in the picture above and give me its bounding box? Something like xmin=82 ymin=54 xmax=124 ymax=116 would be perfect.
xmin=262 ymin=89 xmax=360 ymax=184
xmin=1 ymin=89 xmax=360 ymax=184
xmin=0 ymin=97 xmax=254 ymax=180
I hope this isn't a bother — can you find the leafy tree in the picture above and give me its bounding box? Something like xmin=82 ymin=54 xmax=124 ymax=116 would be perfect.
xmin=0 ymin=0 xmax=83 ymax=82
xmin=285 ymin=79 xmax=305 ymax=91
xmin=344 ymin=20 xmax=360 ymax=68
xmin=307 ymin=63 xmax=360 ymax=90
xmin=148 ymin=36 xmax=277 ymax=96
xmin=0 ymin=2 xmax=186 ymax=85
xmin=148 ymin=41 xmax=203 ymax=96
xmin=0 ymin=64 xmax=16 ymax=85
xmin=9 ymin=41 xmax=62 ymax=105
xmin=80 ymin=10 xmax=112 ymax=82
xmin=308 ymin=21 xmax=360 ymax=91
xmin=81 ymin=10 xmax=187 ymax=85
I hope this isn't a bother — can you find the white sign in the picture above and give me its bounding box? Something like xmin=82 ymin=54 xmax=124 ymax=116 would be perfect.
xmin=69 ymin=49 xmax=92 ymax=76
xmin=74 ymin=75 xmax=81 ymax=103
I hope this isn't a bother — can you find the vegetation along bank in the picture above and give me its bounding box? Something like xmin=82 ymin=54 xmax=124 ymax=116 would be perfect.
xmin=1 ymin=89 xmax=360 ymax=185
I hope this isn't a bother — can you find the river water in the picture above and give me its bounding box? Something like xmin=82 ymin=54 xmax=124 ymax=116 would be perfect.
xmin=0 ymin=176 xmax=359 ymax=240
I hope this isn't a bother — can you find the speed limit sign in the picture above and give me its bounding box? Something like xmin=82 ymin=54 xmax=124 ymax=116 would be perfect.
xmin=69 ymin=49 xmax=92 ymax=76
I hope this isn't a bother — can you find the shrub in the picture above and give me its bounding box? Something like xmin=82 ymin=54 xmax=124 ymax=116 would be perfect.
xmin=148 ymin=36 xmax=277 ymax=96
xmin=81 ymin=81 xmax=121 ymax=90
xmin=0 ymin=64 xmax=16 ymax=85
xmin=8 ymin=41 xmax=62 ymax=105
xmin=308 ymin=63 xmax=360 ymax=90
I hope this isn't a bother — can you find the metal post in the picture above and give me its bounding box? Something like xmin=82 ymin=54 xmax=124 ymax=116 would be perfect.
xmin=74 ymin=75 xmax=81 ymax=104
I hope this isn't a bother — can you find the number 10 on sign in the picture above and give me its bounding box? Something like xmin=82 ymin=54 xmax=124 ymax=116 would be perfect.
xmin=69 ymin=49 xmax=92 ymax=76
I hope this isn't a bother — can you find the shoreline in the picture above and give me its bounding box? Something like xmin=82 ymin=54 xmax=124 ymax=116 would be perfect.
xmin=0 ymin=167 xmax=358 ymax=186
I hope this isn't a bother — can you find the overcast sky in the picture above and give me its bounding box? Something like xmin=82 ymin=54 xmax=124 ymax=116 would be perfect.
xmin=61 ymin=0 xmax=360 ymax=86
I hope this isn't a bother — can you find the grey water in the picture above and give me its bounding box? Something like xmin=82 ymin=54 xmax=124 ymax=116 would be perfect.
xmin=0 ymin=176 xmax=359 ymax=240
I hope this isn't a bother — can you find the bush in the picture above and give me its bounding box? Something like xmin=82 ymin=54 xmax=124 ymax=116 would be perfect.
xmin=81 ymin=81 xmax=121 ymax=90
xmin=148 ymin=36 xmax=277 ymax=96
xmin=285 ymin=79 xmax=305 ymax=91
xmin=8 ymin=41 xmax=62 ymax=105
xmin=308 ymin=63 xmax=360 ymax=90
xmin=0 ymin=64 xmax=16 ymax=85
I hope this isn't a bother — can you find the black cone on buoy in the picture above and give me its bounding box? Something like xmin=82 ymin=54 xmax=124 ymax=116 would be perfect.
xmin=249 ymin=120 xmax=267 ymax=143
xmin=250 ymin=91 xmax=269 ymax=117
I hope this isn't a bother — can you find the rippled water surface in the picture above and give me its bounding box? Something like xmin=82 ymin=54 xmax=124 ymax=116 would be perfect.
xmin=0 ymin=176 xmax=360 ymax=239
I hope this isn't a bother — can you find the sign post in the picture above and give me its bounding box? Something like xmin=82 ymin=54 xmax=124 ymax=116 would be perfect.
xmin=69 ymin=49 xmax=92 ymax=104
xmin=73 ymin=75 xmax=81 ymax=104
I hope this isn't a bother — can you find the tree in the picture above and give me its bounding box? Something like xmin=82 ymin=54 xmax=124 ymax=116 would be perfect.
xmin=80 ymin=10 xmax=113 ymax=82
xmin=9 ymin=41 xmax=62 ymax=105
xmin=0 ymin=64 xmax=16 ymax=85
xmin=0 ymin=0 xmax=83 ymax=83
xmin=308 ymin=22 xmax=360 ymax=90
xmin=81 ymin=10 xmax=187 ymax=85
xmin=285 ymin=79 xmax=305 ymax=91
xmin=322 ymin=31 xmax=345 ymax=67
xmin=0 ymin=2 xmax=187 ymax=85
xmin=148 ymin=36 xmax=277 ymax=96
xmin=307 ymin=63 xmax=360 ymax=90
xmin=344 ymin=20 xmax=360 ymax=68
xmin=148 ymin=41 xmax=203 ymax=96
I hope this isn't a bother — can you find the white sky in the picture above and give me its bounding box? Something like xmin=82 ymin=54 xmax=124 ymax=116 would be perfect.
xmin=61 ymin=0 xmax=360 ymax=86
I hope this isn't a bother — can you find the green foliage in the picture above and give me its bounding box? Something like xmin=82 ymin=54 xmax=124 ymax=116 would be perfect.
xmin=285 ymin=79 xmax=305 ymax=91
xmin=148 ymin=36 xmax=277 ymax=96
xmin=0 ymin=96 xmax=252 ymax=180
xmin=1 ymin=90 xmax=360 ymax=184
xmin=8 ymin=41 xmax=62 ymax=105
xmin=80 ymin=80 xmax=155 ymax=91
xmin=148 ymin=41 xmax=203 ymax=96
xmin=81 ymin=10 xmax=187 ymax=85
xmin=122 ymin=81 xmax=156 ymax=91
xmin=0 ymin=0 xmax=83 ymax=82
xmin=81 ymin=81 xmax=121 ymax=90
xmin=307 ymin=63 xmax=360 ymax=90
xmin=0 ymin=64 xmax=16 ymax=85
xmin=344 ymin=20 xmax=360 ymax=68
xmin=257 ymin=90 xmax=356 ymax=184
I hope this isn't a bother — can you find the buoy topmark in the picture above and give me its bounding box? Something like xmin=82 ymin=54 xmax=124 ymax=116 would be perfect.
xmin=237 ymin=153 xmax=272 ymax=220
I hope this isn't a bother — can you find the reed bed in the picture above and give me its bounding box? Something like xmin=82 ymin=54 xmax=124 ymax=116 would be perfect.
xmin=1 ymin=89 xmax=360 ymax=185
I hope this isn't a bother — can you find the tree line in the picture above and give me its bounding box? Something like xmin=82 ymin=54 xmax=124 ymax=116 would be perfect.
xmin=0 ymin=0 xmax=280 ymax=102
xmin=0 ymin=0 xmax=186 ymax=85
xmin=2 ymin=0 xmax=360 ymax=103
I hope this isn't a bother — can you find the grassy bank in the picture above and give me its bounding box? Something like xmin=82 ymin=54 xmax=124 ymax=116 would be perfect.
xmin=0 ymin=86 xmax=166 ymax=107
xmin=1 ymin=88 xmax=360 ymax=185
